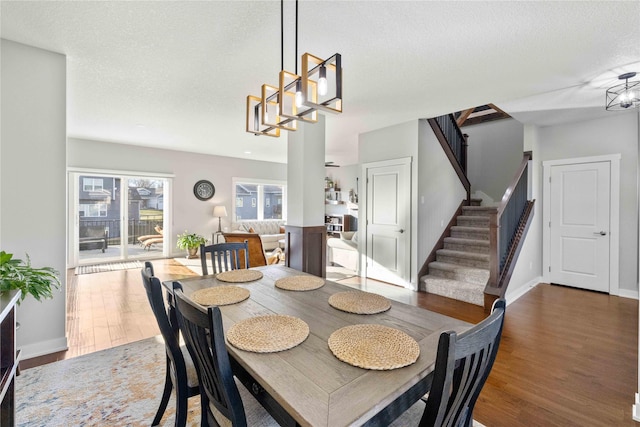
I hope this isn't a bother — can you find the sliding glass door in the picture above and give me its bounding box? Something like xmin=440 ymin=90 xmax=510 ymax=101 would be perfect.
xmin=71 ymin=172 xmax=170 ymax=265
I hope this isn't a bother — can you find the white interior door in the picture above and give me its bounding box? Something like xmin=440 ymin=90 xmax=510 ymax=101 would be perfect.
xmin=549 ymin=161 xmax=610 ymax=292
xmin=365 ymin=160 xmax=411 ymax=286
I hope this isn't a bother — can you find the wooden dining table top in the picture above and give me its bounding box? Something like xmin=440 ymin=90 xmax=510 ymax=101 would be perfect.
xmin=165 ymin=265 xmax=470 ymax=427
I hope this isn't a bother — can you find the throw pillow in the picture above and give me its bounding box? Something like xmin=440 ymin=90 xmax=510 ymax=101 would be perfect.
xmin=248 ymin=227 xmax=256 ymax=233
xmin=279 ymin=226 xmax=285 ymax=233
xmin=352 ymin=232 xmax=358 ymax=244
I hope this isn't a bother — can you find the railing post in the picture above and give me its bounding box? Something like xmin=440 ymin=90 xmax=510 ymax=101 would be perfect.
xmin=488 ymin=210 xmax=499 ymax=288
xmin=462 ymin=133 xmax=468 ymax=175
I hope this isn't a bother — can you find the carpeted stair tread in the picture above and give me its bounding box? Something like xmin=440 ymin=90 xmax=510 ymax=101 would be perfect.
xmin=436 ymin=249 xmax=489 ymax=268
xmin=450 ymin=226 xmax=490 ymax=240
xmin=436 ymin=249 xmax=489 ymax=261
xmin=421 ymin=275 xmax=485 ymax=306
xmin=443 ymin=237 xmax=489 ymax=254
xmin=428 ymin=261 xmax=489 ymax=285
xmin=456 ymin=215 xmax=490 ymax=227
xmin=461 ymin=206 xmax=498 ymax=216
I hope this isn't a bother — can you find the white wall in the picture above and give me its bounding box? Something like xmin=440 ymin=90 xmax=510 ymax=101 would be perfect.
xmin=465 ymin=118 xmax=525 ymax=202
xmin=417 ymin=120 xmax=466 ymax=289
xmin=1 ymin=40 xmax=67 ymax=357
xmin=68 ymin=138 xmax=286 ymax=257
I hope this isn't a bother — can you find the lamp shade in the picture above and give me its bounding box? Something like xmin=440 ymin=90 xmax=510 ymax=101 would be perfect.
xmin=213 ymin=206 xmax=228 ymax=218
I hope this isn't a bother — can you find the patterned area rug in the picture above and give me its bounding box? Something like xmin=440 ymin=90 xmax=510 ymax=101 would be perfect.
xmin=75 ymin=260 xmax=143 ymax=275
xmin=16 ymin=336 xmax=201 ymax=426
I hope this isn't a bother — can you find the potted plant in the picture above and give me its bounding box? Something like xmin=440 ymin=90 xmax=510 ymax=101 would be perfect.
xmin=177 ymin=231 xmax=207 ymax=259
xmin=0 ymin=251 xmax=61 ymax=304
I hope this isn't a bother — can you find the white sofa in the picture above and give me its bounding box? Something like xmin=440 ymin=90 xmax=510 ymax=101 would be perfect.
xmin=327 ymin=231 xmax=358 ymax=272
xmin=231 ymin=220 xmax=286 ymax=251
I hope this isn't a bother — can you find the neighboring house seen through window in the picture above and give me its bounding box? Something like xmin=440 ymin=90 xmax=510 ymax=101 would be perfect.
xmin=233 ymin=180 xmax=285 ymax=221
xmin=83 ymin=178 xmax=104 ymax=191
xmin=79 ymin=203 xmax=108 ymax=217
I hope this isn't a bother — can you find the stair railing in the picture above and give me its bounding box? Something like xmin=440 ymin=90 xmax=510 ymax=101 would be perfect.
xmin=427 ymin=114 xmax=470 ymax=202
xmin=487 ymin=152 xmax=535 ymax=298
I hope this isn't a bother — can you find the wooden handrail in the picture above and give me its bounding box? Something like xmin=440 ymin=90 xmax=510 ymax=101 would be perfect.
xmin=497 ymin=151 xmax=532 ymax=217
xmin=427 ymin=116 xmax=471 ymax=202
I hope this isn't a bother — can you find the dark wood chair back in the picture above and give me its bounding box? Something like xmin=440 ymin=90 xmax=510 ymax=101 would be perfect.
xmin=172 ymin=282 xmax=248 ymax=426
xmin=200 ymin=241 xmax=249 ymax=275
xmin=140 ymin=261 xmax=200 ymax=427
xmin=420 ymin=298 xmax=506 ymax=427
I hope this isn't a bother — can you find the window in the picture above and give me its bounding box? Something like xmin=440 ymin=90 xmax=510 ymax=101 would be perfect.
xmin=83 ymin=178 xmax=104 ymax=191
xmin=79 ymin=203 xmax=108 ymax=217
xmin=233 ymin=179 xmax=286 ymax=221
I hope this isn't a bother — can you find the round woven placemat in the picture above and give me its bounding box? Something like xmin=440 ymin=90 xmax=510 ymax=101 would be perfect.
xmin=216 ymin=269 xmax=264 ymax=283
xmin=191 ymin=286 xmax=250 ymax=306
xmin=328 ymin=291 xmax=391 ymax=314
xmin=275 ymin=275 xmax=325 ymax=291
xmin=328 ymin=324 xmax=420 ymax=370
xmin=227 ymin=315 xmax=310 ymax=353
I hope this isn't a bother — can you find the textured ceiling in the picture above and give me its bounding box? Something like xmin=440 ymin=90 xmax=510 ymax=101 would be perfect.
xmin=2 ymin=1 xmax=639 ymax=165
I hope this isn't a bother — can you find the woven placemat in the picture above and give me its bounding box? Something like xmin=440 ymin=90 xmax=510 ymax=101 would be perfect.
xmin=191 ymin=286 xmax=250 ymax=306
xmin=328 ymin=324 xmax=420 ymax=370
xmin=216 ymin=269 xmax=264 ymax=283
xmin=275 ymin=275 xmax=325 ymax=291
xmin=227 ymin=315 xmax=309 ymax=353
xmin=328 ymin=291 xmax=391 ymax=314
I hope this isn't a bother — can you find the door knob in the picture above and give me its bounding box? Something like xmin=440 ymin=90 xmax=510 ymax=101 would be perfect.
xmin=593 ymin=231 xmax=607 ymax=236
xmin=396 ymin=229 xmax=405 ymax=234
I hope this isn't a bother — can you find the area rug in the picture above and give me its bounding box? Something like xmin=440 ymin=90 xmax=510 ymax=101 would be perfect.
xmin=75 ymin=260 xmax=143 ymax=275
xmin=16 ymin=336 xmax=201 ymax=427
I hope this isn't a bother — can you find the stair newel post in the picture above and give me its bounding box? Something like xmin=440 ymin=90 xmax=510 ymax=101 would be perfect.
xmin=488 ymin=209 xmax=500 ymax=289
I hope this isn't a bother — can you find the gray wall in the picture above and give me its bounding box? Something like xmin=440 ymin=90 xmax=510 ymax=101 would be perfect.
xmin=465 ymin=118 xmax=525 ymax=203
xmin=68 ymin=138 xmax=286 ymax=258
xmin=1 ymin=40 xmax=67 ymax=357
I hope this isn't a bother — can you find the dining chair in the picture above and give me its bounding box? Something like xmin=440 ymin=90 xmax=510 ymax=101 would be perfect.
xmin=141 ymin=262 xmax=202 ymax=427
xmin=199 ymin=241 xmax=249 ymax=275
xmin=418 ymin=298 xmax=506 ymax=427
xmin=172 ymin=282 xmax=277 ymax=426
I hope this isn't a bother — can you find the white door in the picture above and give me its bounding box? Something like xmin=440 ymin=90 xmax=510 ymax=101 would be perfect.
xmin=365 ymin=160 xmax=411 ymax=286
xmin=549 ymin=162 xmax=610 ymax=292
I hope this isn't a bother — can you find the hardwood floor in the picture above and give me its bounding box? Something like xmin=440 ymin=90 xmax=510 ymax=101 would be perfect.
xmin=21 ymin=259 xmax=638 ymax=426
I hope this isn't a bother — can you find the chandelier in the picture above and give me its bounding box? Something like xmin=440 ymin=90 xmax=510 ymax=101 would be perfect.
xmin=606 ymin=72 xmax=640 ymax=111
xmin=246 ymin=0 xmax=342 ymax=137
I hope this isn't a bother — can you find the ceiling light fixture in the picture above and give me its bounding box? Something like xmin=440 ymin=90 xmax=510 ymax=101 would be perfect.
xmin=246 ymin=0 xmax=342 ymax=137
xmin=606 ymin=72 xmax=640 ymax=111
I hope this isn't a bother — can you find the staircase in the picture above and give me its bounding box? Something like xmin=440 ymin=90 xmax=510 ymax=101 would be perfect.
xmin=421 ymin=204 xmax=497 ymax=307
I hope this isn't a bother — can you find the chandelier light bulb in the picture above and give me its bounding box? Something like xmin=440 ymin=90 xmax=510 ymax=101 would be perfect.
xmin=318 ymin=65 xmax=328 ymax=96
xmin=295 ymin=81 xmax=303 ymax=107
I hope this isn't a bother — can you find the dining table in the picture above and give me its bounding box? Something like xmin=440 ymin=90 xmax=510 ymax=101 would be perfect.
xmin=163 ymin=265 xmax=470 ymax=427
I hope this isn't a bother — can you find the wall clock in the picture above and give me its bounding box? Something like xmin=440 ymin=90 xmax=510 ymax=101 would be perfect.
xmin=193 ymin=180 xmax=215 ymax=201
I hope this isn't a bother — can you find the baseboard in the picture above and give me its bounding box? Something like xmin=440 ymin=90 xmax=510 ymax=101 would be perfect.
xmin=633 ymin=393 xmax=640 ymax=422
xmin=505 ymin=276 xmax=542 ymax=305
xmin=20 ymin=336 xmax=68 ymax=360
xmin=617 ymin=288 xmax=638 ymax=300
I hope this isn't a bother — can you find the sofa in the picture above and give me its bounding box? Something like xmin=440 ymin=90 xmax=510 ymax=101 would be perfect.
xmin=230 ymin=220 xmax=286 ymax=251
xmin=327 ymin=231 xmax=358 ymax=272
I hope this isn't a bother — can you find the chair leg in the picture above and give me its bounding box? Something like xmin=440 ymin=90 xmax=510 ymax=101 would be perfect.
xmin=152 ymin=358 xmax=173 ymax=426
xmin=174 ymin=382 xmax=189 ymax=427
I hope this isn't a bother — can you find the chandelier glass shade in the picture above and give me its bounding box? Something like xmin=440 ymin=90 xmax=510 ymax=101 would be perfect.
xmin=606 ymin=72 xmax=640 ymax=111
xmin=245 ymin=0 xmax=342 ymax=137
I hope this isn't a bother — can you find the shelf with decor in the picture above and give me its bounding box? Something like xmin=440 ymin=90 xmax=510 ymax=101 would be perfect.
xmin=325 ymin=214 xmax=356 ymax=237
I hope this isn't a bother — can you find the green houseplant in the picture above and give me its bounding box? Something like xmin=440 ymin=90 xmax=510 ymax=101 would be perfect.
xmin=0 ymin=251 xmax=61 ymax=304
xmin=176 ymin=231 xmax=207 ymax=258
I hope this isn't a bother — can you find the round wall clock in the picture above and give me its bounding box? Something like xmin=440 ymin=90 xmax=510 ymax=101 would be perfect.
xmin=193 ymin=180 xmax=215 ymax=201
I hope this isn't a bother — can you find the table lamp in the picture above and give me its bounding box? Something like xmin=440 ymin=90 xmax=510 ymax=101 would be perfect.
xmin=213 ymin=206 xmax=228 ymax=233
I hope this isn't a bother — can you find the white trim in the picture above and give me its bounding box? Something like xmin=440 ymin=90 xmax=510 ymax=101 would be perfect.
xmin=617 ymin=288 xmax=639 ymax=300
xmin=542 ymin=154 xmax=621 ymax=295
xmin=633 ymin=393 xmax=640 ymax=422
xmin=20 ymin=336 xmax=68 ymax=359
xmin=67 ymin=166 xmax=175 ymax=178
xmin=505 ymin=277 xmax=541 ymax=305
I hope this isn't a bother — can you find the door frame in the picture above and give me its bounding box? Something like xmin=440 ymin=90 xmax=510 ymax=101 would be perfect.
xmin=360 ymin=157 xmax=414 ymax=289
xmin=67 ymin=167 xmax=174 ymax=268
xmin=542 ymin=154 xmax=620 ymax=295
